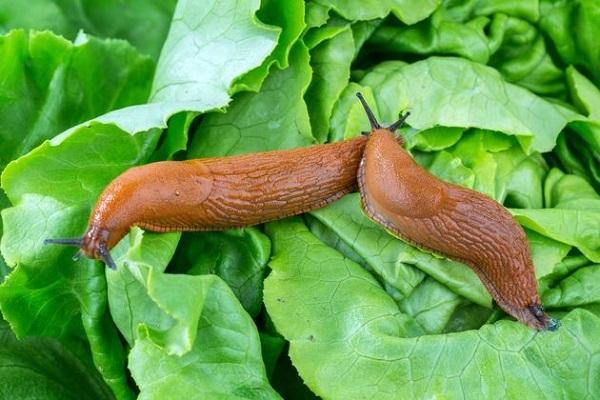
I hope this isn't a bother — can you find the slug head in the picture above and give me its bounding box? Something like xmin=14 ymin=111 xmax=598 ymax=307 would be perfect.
xmin=44 ymin=225 xmax=118 ymax=270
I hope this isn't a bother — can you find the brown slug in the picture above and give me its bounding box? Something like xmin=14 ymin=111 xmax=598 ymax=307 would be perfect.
xmin=45 ymin=93 xmax=556 ymax=331
xmin=45 ymin=136 xmax=367 ymax=269
xmin=355 ymin=93 xmax=557 ymax=331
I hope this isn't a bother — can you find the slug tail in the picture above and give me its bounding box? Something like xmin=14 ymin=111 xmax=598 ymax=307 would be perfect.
xmin=526 ymin=303 xmax=559 ymax=331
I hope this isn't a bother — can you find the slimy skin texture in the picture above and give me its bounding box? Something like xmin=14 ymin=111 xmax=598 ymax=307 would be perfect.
xmin=76 ymin=136 xmax=368 ymax=264
xmin=357 ymin=128 xmax=554 ymax=330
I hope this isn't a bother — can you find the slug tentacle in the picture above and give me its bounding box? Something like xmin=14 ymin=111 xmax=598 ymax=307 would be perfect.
xmin=44 ymin=233 xmax=117 ymax=269
xmin=98 ymin=243 xmax=117 ymax=270
xmin=44 ymin=238 xmax=83 ymax=246
xmin=356 ymin=92 xmax=381 ymax=130
xmin=387 ymin=111 xmax=411 ymax=133
xmin=356 ymin=95 xmax=554 ymax=331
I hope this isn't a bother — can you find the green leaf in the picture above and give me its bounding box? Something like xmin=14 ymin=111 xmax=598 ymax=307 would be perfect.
xmin=0 ymin=126 xmax=159 ymax=397
xmin=514 ymin=168 xmax=600 ymax=263
xmin=564 ymin=66 xmax=600 ymax=188
xmin=409 ymin=127 xmax=464 ymax=152
xmin=526 ymin=229 xmax=571 ymax=278
xmin=540 ymin=0 xmax=600 ymax=87
xmin=367 ymin=1 xmax=563 ymax=96
xmin=360 ymin=57 xmax=575 ymax=152
xmin=312 ymin=0 xmax=440 ymax=24
xmin=106 ymin=228 xmax=180 ymax=348
xmin=425 ymin=150 xmax=476 ymax=189
xmin=270 ymin=349 xmax=319 ymax=400
xmin=543 ymin=263 xmax=600 ymax=308
xmin=150 ymin=112 xmax=197 ymax=161
xmin=511 ymin=206 xmax=600 ymax=263
xmin=232 ymin=0 xmax=305 ymax=93
xmin=305 ymin=27 xmax=354 ymax=142
xmin=188 ymin=42 xmax=313 ymax=158
xmin=259 ymin=332 xmax=286 ymax=379
xmin=490 ymin=16 xmax=565 ymax=97
xmin=0 ymin=0 xmax=76 ymax=38
xmin=310 ymin=194 xmax=491 ymax=307
xmin=0 ymin=30 xmax=154 ymax=171
xmin=543 ymin=168 xmax=599 ymax=208
xmin=126 ymin=268 xmax=280 ymax=399
xmin=0 ymin=189 xmax=9 ymax=281
xmin=151 ymin=0 xmax=277 ymax=103
xmin=0 ymin=0 xmax=177 ymax=60
xmin=369 ymin=12 xmax=500 ymax=64
xmin=170 ymin=228 xmax=271 ymax=317
xmin=264 ymin=218 xmax=600 ymax=399
xmin=80 ymin=262 xmax=135 ymax=400
xmin=567 ymin=66 xmax=600 ymax=120
xmin=106 ymin=228 xmax=277 ymax=397
xmin=0 ymin=318 xmax=114 ymax=400
xmin=60 ymin=0 xmax=280 ymax=138
xmin=554 ymin=131 xmax=595 ymax=183
xmin=398 ymin=277 xmax=464 ymax=334
xmin=305 ymin=2 xmax=330 ymax=28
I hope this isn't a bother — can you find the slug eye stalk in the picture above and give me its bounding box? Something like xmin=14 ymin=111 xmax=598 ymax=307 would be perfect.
xmin=44 ymin=237 xmax=117 ymax=270
xmin=355 ymin=92 xmax=410 ymax=133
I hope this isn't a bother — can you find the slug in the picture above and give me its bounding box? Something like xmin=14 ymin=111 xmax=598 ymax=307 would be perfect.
xmin=45 ymin=136 xmax=367 ymax=269
xmin=355 ymin=93 xmax=557 ymax=331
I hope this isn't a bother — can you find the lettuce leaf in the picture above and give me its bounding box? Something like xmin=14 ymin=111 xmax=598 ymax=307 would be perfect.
xmin=0 ymin=29 xmax=154 ymax=171
xmin=359 ymin=57 xmax=573 ymax=152
xmin=0 ymin=0 xmax=176 ymax=60
xmin=0 ymin=0 xmax=282 ymax=397
xmin=264 ymin=219 xmax=600 ymax=399
xmin=1 ymin=0 xmax=600 ymax=398
xmin=106 ymin=229 xmax=278 ymax=399
xmin=0 ymin=318 xmax=114 ymax=399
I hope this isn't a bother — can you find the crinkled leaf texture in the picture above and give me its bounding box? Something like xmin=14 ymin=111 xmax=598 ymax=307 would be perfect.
xmin=107 ymin=228 xmax=279 ymax=399
xmin=57 ymin=0 xmax=279 ymax=137
xmin=128 ymin=271 xmax=280 ymax=400
xmin=360 ymin=57 xmax=577 ymax=152
xmin=0 ymin=125 xmax=160 ymax=400
xmin=170 ymin=227 xmax=271 ymax=318
xmin=313 ymin=0 xmax=441 ymax=24
xmin=0 ymin=0 xmax=282 ymax=397
xmin=0 ymin=0 xmax=177 ymax=60
xmin=264 ymin=219 xmax=600 ymax=399
xmin=0 ymin=318 xmax=114 ymax=399
xmin=511 ymin=169 xmax=600 ymax=263
xmin=0 ymin=29 xmax=154 ymax=171
xmin=189 ymin=41 xmax=313 ymax=158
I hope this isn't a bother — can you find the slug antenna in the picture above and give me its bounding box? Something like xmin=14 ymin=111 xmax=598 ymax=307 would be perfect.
xmin=44 ymin=238 xmax=83 ymax=247
xmin=356 ymin=92 xmax=381 ymax=130
xmin=388 ymin=111 xmax=410 ymax=132
xmin=98 ymin=243 xmax=117 ymax=270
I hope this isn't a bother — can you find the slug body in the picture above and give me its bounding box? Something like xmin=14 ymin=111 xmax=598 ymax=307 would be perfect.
xmin=54 ymin=136 xmax=367 ymax=267
xmin=357 ymin=127 xmax=553 ymax=330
